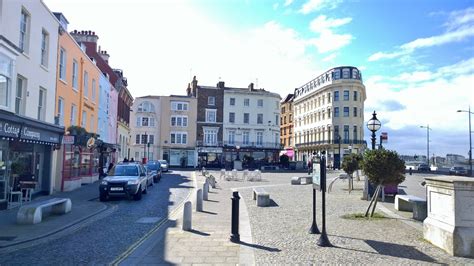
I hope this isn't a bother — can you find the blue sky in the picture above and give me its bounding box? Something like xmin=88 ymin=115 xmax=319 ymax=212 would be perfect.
xmin=44 ymin=0 xmax=474 ymax=159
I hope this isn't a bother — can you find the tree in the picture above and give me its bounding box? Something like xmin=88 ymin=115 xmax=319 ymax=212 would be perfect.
xmin=280 ymin=154 xmax=290 ymax=168
xmin=342 ymin=154 xmax=363 ymax=191
xmin=361 ymin=149 xmax=405 ymax=217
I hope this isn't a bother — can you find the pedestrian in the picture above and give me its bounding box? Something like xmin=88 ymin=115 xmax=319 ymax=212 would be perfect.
xmin=108 ymin=162 xmax=114 ymax=173
xmin=409 ymin=167 xmax=413 ymax=175
xmin=308 ymin=160 xmax=312 ymax=175
xmin=130 ymin=158 xmax=134 ymax=162
xmin=123 ymin=158 xmax=129 ymax=162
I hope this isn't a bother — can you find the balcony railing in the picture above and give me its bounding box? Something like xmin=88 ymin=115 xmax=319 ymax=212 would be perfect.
xmin=295 ymin=139 xmax=366 ymax=148
xmin=223 ymin=141 xmax=283 ymax=149
xmin=196 ymin=140 xmax=223 ymax=147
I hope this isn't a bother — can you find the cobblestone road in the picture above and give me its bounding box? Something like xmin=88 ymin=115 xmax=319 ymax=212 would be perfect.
xmin=0 ymin=171 xmax=193 ymax=265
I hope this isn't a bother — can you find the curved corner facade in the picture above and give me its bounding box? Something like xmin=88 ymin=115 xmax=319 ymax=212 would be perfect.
xmin=293 ymin=66 xmax=366 ymax=168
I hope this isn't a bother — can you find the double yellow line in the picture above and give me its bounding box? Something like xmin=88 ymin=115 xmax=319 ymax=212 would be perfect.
xmin=111 ymin=171 xmax=197 ymax=266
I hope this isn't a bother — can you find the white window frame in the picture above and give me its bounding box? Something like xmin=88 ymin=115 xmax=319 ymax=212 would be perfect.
xmin=257 ymin=114 xmax=263 ymax=124
xmin=57 ymin=97 xmax=64 ymax=126
xmin=41 ymin=29 xmax=49 ymax=67
xmin=242 ymin=131 xmax=250 ymax=145
xmin=244 ymin=113 xmax=249 ymax=124
xmin=37 ymin=87 xmax=46 ymax=121
xmin=206 ymin=109 xmax=217 ymax=123
xmin=244 ymin=98 xmax=249 ymax=106
xmin=229 ymin=112 xmax=235 ymax=123
xmin=204 ymin=129 xmax=217 ymax=145
xmin=257 ymin=99 xmax=263 ymax=107
xmin=19 ymin=9 xmax=30 ymax=53
xmin=171 ymin=132 xmax=188 ymax=144
xmin=228 ymin=131 xmax=235 ymax=144
xmin=171 ymin=101 xmax=188 ymax=111
xmin=59 ymin=48 xmax=66 ymax=80
xmin=256 ymin=132 xmax=263 ymax=146
xmin=91 ymin=79 xmax=96 ymax=102
xmin=208 ymin=96 xmax=215 ymax=106
xmin=82 ymin=110 xmax=87 ymax=128
xmin=71 ymin=104 xmax=77 ymax=125
xmin=72 ymin=60 xmax=78 ymax=90
xmin=171 ymin=115 xmax=188 ymax=127
xmin=15 ymin=75 xmax=26 ymax=115
xmin=230 ymin=98 xmax=235 ymax=106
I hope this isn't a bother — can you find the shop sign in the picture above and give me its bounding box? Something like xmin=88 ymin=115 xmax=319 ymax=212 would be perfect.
xmin=197 ymin=147 xmax=222 ymax=153
xmin=62 ymin=135 xmax=75 ymax=145
xmin=86 ymin=137 xmax=96 ymax=149
xmin=21 ymin=126 xmax=61 ymax=144
xmin=0 ymin=120 xmax=21 ymax=138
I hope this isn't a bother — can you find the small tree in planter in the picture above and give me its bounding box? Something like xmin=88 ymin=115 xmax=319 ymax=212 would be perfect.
xmin=280 ymin=154 xmax=290 ymax=169
xmin=342 ymin=153 xmax=363 ymax=192
xmin=361 ymin=149 xmax=405 ymax=217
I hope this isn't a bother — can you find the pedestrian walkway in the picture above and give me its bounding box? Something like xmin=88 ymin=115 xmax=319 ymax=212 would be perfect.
xmin=0 ymin=181 xmax=108 ymax=252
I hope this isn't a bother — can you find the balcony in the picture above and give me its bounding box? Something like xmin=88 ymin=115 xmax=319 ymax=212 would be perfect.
xmin=223 ymin=141 xmax=283 ymax=149
xmin=295 ymin=139 xmax=366 ymax=148
xmin=196 ymin=140 xmax=223 ymax=147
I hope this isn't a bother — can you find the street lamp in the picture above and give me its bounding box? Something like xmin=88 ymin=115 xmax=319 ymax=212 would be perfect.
xmin=236 ymin=145 xmax=240 ymax=161
xmin=420 ymin=125 xmax=432 ymax=166
xmin=457 ymin=107 xmax=473 ymax=176
xmin=366 ymin=111 xmax=381 ymax=150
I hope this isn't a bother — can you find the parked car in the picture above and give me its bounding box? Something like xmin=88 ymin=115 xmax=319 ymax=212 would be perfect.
xmin=143 ymin=165 xmax=155 ymax=187
xmin=99 ymin=162 xmax=148 ymax=201
xmin=159 ymin=160 xmax=169 ymax=172
xmin=449 ymin=166 xmax=467 ymax=176
xmin=146 ymin=160 xmax=162 ymax=183
xmin=417 ymin=163 xmax=430 ymax=172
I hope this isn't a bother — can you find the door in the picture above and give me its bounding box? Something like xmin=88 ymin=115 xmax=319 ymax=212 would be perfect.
xmin=0 ymin=147 xmax=8 ymax=209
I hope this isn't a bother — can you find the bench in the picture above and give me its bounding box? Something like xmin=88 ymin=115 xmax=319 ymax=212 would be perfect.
xmin=252 ymin=187 xmax=270 ymax=207
xmin=17 ymin=198 xmax=72 ymax=224
xmin=395 ymin=195 xmax=425 ymax=212
xmin=291 ymin=176 xmax=312 ymax=185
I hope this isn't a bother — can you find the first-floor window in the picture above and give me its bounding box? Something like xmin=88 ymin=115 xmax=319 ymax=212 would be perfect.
xmin=353 ymin=126 xmax=358 ymax=141
xmin=171 ymin=132 xmax=187 ymax=144
xmin=353 ymin=107 xmax=357 ymax=117
xmin=81 ymin=111 xmax=87 ymax=128
xmin=243 ymin=131 xmax=249 ymax=145
xmin=228 ymin=131 xmax=235 ymax=144
xmin=135 ymin=134 xmax=140 ymax=144
xmin=71 ymin=104 xmax=77 ymax=125
xmin=0 ymin=74 xmax=10 ymax=107
xmin=344 ymin=125 xmax=349 ymax=142
xmin=15 ymin=75 xmax=26 ymax=115
xmin=256 ymin=132 xmax=263 ymax=146
xmin=204 ymin=130 xmax=217 ymax=145
xmin=37 ymin=87 xmax=46 ymax=121
xmin=141 ymin=134 xmax=148 ymax=144
xmin=57 ymin=97 xmax=64 ymax=126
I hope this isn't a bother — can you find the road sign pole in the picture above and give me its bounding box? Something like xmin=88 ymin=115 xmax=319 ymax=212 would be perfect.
xmin=317 ymin=154 xmax=332 ymax=247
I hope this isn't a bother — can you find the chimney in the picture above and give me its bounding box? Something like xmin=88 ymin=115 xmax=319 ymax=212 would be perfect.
xmin=191 ymin=76 xmax=198 ymax=96
xmin=248 ymin=83 xmax=254 ymax=91
xmin=100 ymin=50 xmax=110 ymax=63
xmin=70 ymin=29 xmax=99 ymax=51
xmin=217 ymin=81 xmax=225 ymax=89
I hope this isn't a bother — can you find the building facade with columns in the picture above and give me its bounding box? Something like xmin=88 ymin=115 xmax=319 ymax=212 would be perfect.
xmin=293 ymin=66 xmax=366 ymax=169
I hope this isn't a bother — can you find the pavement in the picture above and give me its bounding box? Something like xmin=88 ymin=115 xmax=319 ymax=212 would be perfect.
xmin=1 ymin=170 xmax=473 ymax=265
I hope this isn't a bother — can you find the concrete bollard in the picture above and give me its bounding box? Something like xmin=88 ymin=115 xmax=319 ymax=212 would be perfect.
xmin=203 ymin=181 xmax=209 ymax=201
xmin=183 ymin=201 xmax=192 ymax=231
xmin=196 ymin=189 xmax=203 ymax=212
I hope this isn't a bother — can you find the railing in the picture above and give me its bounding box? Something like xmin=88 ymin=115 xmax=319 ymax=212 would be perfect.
xmin=196 ymin=140 xmax=223 ymax=147
xmin=223 ymin=141 xmax=283 ymax=149
xmin=295 ymin=139 xmax=366 ymax=148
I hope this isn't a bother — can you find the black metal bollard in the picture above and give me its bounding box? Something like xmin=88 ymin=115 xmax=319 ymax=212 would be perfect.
xmin=230 ymin=191 xmax=240 ymax=242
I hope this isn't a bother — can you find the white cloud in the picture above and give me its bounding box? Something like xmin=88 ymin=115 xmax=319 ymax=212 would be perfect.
xmin=368 ymin=7 xmax=474 ymax=62
xmin=307 ymin=15 xmax=353 ymax=53
xmin=284 ymin=0 xmax=294 ymax=7
xmin=298 ymin=0 xmax=341 ymax=14
xmin=309 ymin=15 xmax=352 ymax=32
xmin=322 ymin=53 xmax=337 ymax=62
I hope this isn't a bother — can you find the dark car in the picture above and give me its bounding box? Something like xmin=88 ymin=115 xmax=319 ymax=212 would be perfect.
xmin=417 ymin=163 xmax=430 ymax=172
xmin=99 ymin=162 xmax=148 ymax=201
xmin=146 ymin=160 xmax=162 ymax=183
xmin=449 ymin=166 xmax=467 ymax=176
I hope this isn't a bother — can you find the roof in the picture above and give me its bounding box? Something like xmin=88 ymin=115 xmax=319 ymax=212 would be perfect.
xmin=81 ymin=42 xmax=119 ymax=86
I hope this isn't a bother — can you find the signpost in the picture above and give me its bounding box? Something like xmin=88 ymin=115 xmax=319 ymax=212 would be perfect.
xmin=309 ymin=153 xmax=320 ymax=234
xmin=317 ymin=153 xmax=332 ymax=247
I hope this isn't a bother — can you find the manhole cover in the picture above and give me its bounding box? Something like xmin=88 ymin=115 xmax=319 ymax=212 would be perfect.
xmin=0 ymin=236 xmax=17 ymax=241
xmin=136 ymin=217 xmax=161 ymax=224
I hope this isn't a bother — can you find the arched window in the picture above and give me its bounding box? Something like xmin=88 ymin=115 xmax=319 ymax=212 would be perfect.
xmin=137 ymin=101 xmax=155 ymax=112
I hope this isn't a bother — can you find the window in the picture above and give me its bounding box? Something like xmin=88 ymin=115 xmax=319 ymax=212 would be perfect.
xmin=81 ymin=111 xmax=87 ymax=128
xmin=149 ymin=135 xmax=154 ymax=144
xmin=334 ymin=69 xmax=340 ymax=79
xmin=228 ymin=131 xmax=235 ymax=144
xmin=328 ymin=92 xmax=331 ymax=103
xmin=281 ymin=106 xmax=285 ymax=113
xmin=344 ymin=107 xmax=349 ymax=117
xmin=244 ymin=98 xmax=249 ymax=106
xmin=206 ymin=109 xmax=216 ymax=122
xmin=243 ymin=131 xmax=250 ymax=145
xmin=141 ymin=134 xmax=148 ymax=144
xmin=244 ymin=113 xmax=249 ymax=124
xmin=275 ymin=115 xmax=279 ymax=126
xmin=257 ymin=99 xmax=263 ymax=107
xmin=230 ymin=98 xmax=235 ymax=106
xmin=171 ymin=116 xmax=187 ymax=127
xmin=352 ymin=69 xmax=359 ymax=79
xmin=353 ymin=126 xmax=358 ymax=141
xmin=328 ymin=108 xmax=331 ymax=119
xmin=136 ymin=116 xmax=141 ymax=127
xmin=275 ymin=101 xmax=279 ymax=109
xmin=59 ymin=48 xmax=66 ymax=80
xmin=334 ymin=107 xmax=339 ymax=117
xmin=19 ymin=9 xmax=30 ymax=53
xmin=208 ymin=96 xmax=215 ymax=106
xmin=334 ymin=125 xmax=340 ymax=141
xmin=229 ymin=112 xmax=235 ymax=123
xmin=204 ymin=130 xmax=217 ymax=145
xmin=353 ymin=91 xmax=358 ymax=101
xmin=72 ymin=60 xmax=78 ymax=90
xmin=92 ymin=79 xmax=96 ymax=102
xmin=57 ymin=97 xmax=64 ymax=126
xmin=343 ymin=90 xmax=349 ymax=101
xmin=334 ymin=91 xmax=339 ymax=101
xmin=256 ymin=132 xmax=263 ymax=146
xmin=257 ymin=114 xmax=263 ymax=124
xmin=84 ymin=71 xmax=89 ymax=98
xmin=71 ymin=104 xmax=77 ymax=125
xmin=41 ymin=29 xmax=49 ymax=67
xmin=135 ymin=134 xmax=140 ymax=144
xmin=353 ymin=107 xmax=357 ymax=117
xmin=37 ymin=88 xmax=46 ymax=121
xmin=344 ymin=125 xmax=349 ymax=141
xmin=138 ymin=101 xmax=155 ymax=112
xmin=171 ymin=101 xmax=188 ymax=111
xmin=90 ymin=114 xmax=94 ymax=132
xmin=15 ymin=75 xmax=26 ymax=115
xmin=342 ymin=68 xmax=350 ymax=79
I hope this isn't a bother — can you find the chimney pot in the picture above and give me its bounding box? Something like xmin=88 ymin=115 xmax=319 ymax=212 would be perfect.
xmin=92 ymin=31 xmax=95 ymax=35
xmin=248 ymin=83 xmax=254 ymax=91
xmin=88 ymin=30 xmax=91 ymax=35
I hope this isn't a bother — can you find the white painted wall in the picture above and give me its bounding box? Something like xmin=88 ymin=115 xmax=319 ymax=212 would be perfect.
xmin=0 ymin=0 xmax=59 ymax=123
xmin=130 ymin=96 xmax=161 ymax=161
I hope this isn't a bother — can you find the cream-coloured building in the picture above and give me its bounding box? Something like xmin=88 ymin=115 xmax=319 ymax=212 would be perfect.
xmin=130 ymin=96 xmax=161 ymax=162
xmin=293 ymin=66 xmax=366 ymax=168
xmin=159 ymin=95 xmax=197 ymax=167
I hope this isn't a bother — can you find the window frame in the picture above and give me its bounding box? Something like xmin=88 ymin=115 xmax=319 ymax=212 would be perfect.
xmin=40 ymin=29 xmax=49 ymax=67
xmin=37 ymin=87 xmax=46 ymax=121
xmin=208 ymin=96 xmax=215 ymax=106
xmin=205 ymin=109 xmax=217 ymax=123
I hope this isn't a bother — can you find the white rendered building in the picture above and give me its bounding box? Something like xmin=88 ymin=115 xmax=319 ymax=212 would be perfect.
xmin=293 ymin=66 xmax=366 ymax=169
xmin=130 ymin=96 xmax=161 ymax=162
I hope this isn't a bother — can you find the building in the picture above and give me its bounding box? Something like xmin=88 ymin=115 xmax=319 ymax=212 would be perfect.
xmin=222 ymin=83 xmax=281 ymax=169
xmin=97 ymin=70 xmax=118 ymax=168
xmin=446 ymin=154 xmax=465 ymax=165
xmin=130 ymin=96 xmax=161 ymax=162
xmin=280 ymin=93 xmax=294 ymax=160
xmin=160 ymin=95 xmax=197 ymax=167
xmin=187 ymin=77 xmax=224 ymax=168
xmin=293 ymin=66 xmax=366 ymax=169
xmin=70 ymin=30 xmax=134 ymax=162
xmin=53 ymin=13 xmax=104 ymax=191
xmin=0 ymin=1 xmax=64 ymax=209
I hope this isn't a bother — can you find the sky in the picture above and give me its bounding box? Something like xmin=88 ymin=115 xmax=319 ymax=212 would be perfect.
xmin=44 ymin=0 xmax=474 ymax=158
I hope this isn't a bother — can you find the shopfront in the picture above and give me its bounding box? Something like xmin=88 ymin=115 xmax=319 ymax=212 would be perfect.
xmin=197 ymin=147 xmax=223 ymax=168
xmin=0 ymin=110 xmax=63 ymax=210
xmin=223 ymin=147 xmax=279 ymax=170
xmin=163 ymin=148 xmax=196 ymax=168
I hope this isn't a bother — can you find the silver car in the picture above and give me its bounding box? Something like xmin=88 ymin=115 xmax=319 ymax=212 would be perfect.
xmin=99 ymin=163 xmax=148 ymax=201
xmin=159 ymin=160 xmax=169 ymax=172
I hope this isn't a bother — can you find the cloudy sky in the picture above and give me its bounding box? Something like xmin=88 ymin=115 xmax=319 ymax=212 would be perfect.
xmin=44 ymin=0 xmax=474 ymax=158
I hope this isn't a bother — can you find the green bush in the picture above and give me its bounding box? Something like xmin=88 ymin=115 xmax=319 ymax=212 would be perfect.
xmin=361 ymin=149 xmax=405 ymax=185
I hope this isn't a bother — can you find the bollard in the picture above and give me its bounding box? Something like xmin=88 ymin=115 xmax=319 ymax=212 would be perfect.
xmin=203 ymin=181 xmax=209 ymax=201
xmin=230 ymin=191 xmax=240 ymax=242
xmin=196 ymin=189 xmax=203 ymax=211
xmin=183 ymin=201 xmax=192 ymax=231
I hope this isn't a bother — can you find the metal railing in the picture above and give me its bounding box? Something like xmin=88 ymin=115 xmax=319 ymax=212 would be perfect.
xmin=295 ymin=139 xmax=366 ymax=148
xmin=223 ymin=141 xmax=283 ymax=149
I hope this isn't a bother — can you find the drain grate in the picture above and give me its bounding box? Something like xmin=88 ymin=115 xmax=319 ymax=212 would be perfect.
xmin=136 ymin=217 xmax=161 ymax=224
xmin=0 ymin=236 xmax=17 ymax=241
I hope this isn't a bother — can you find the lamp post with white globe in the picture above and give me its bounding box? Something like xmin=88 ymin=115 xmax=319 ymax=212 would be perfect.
xmin=367 ymin=111 xmax=381 ymax=150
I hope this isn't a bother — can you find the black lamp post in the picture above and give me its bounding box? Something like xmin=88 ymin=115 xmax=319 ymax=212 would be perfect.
xmin=366 ymin=111 xmax=381 ymax=150
xmin=457 ymin=107 xmax=473 ymax=176
xmin=236 ymin=145 xmax=240 ymax=161
xmin=419 ymin=125 xmax=432 ymax=165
